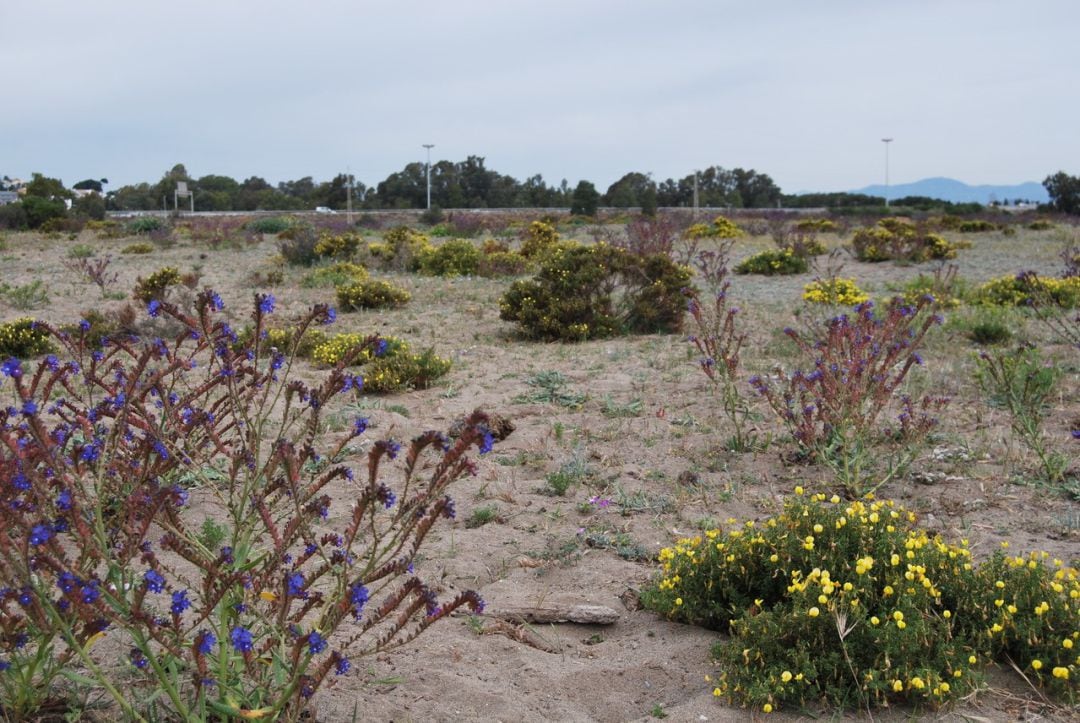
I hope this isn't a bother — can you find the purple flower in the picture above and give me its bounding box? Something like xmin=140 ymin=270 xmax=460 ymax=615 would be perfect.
xmin=335 ymin=654 xmax=350 ymax=675
xmin=20 ymin=400 xmax=37 ymax=416
xmin=230 ymin=626 xmax=253 ymax=653
xmin=374 ymin=339 xmax=388 ymax=357
xmin=57 ymin=571 xmax=79 ymax=594
xmin=144 ymin=569 xmax=166 ymax=594
xmin=258 ymin=293 xmax=275 ymax=314
xmin=45 ymin=355 xmax=59 ymax=371
xmin=287 ymin=572 xmax=306 ymax=598
xmin=78 ymin=319 xmax=91 ymax=332
xmin=479 ymin=430 xmax=495 ymax=455
xmin=129 ymin=648 xmax=149 ymax=669
xmin=307 ymin=631 xmax=327 ymax=655
xmin=349 ymin=582 xmax=369 ymax=619
xmin=171 ymin=590 xmax=191 ymax=615
xmin=322 ymin=307 xmax=337 ymax=325
xmin=29 ymin=524 xmax=52 ymax=546
xmin=12 ymin=473 xmax=29 ymax=491
xmin=147 ymin=300 xmax=161 ymax=318
xmin=1 ymin=359 xmax=21 ymax=378
xmin=210 ymin=292 xmax=224 ymax=311
xmin=196 ymin=630 xmax=216 ymax=654
xmin=0 ymin=660 xmax=9 ymax=672
xmin=353 ymin=417 xmax=369 ymax=435
xmin=81 ymin=581 xmax=100 ymax=604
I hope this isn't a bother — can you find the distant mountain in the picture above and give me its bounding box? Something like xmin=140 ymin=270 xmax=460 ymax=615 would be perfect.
xmin=850 ymin=177 xmax=1048 ymax=205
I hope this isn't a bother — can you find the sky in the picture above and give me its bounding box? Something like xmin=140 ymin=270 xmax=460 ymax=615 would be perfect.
xmin=2 ymin=0 xmax=1078 ymax=195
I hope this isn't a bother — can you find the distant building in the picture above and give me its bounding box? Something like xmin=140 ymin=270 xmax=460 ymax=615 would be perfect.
xmin=0 ymin=191 xmax=19 ymax=206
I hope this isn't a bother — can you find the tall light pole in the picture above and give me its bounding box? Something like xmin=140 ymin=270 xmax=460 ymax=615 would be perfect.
xmin=346 ymin=165 xmax=353 ymax=225
xmin=422 ymin=144 xmax=434 ymax=210
xmin=881 ymin=138 xmax=893 ymax=207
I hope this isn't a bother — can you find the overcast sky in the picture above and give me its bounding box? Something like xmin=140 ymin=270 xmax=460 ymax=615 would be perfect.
xmin=2 ymin=1 xmax=1077 ymax=194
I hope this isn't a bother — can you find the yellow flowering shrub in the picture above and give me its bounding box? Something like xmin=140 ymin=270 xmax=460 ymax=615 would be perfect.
xmin=802 ymin=278 xmax=870 ymax=306
xmin=734 ymin=248 xmax=808 ymax=276
xmin=336 ymin=279 xmax=411 ymax=310
xmin=120 ymin=242 xmax=155 ymax=255
xmin=519 ymin=221 xmax=560 ymax=258
xmin=310 ymin=333 xmax=450 ymax=392
xmin=642 ymin=491 xmax=1079 ymax=713
xmin=313 ymin=232 xmax=362 ymax=260
xmin=0 ymin=318 xmax=54 ymax=358
xmin=301 ymin=262 xmax=369 ymax=288
xmin=850 ymin=220 xmax=960 ymax=263
xmin=685 ymin=216 xmax=744 ymax=240
xmin=975 ymin=272 xmax=1080 ymax=308
xmin=369 ymin=227 xmax=432 ymax=271
xmin=794 ymin=218 xmax=840 ymax=234
xmin=132 ymin=266 xmax=181 ymax=302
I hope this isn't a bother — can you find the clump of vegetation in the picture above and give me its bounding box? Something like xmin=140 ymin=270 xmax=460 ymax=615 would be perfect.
xmin=0 ymin=280 xmax=50 ymax=310
xmin=794 ymin=218 xmax=840 ymax=233
xmin=801 ymin=278 xmax=870 ymax=306
xmin=133 ymin=266 xmax=182 ymax=302
xmin=957 ymin=219 xmax=998 ymax=233
xmin=247 ymin=216 xmax=293 ymax=234
xmin=301 ymin=262 xmax=369 ymax=288
xmin=961 ymin=308 xmax=1013 ymax=346
xmin=121 ymin=242 xmax=155 ymax=254
xmin=417 ymin=239 xmax=482 ymax=276
xmin=750 ymin=297 xmax=946 ymax=496
xmin=642 ymin=491 xmax=1079 ymax=715
xmin=278 ymin=223 xmax=321 ymax=266
xmin=336 ymin=279 xmax=411 ymax=310
xmin=519 ymin=220 xmax=560 ymax=258
xmin=0 ymin=317 xmax=54 ymax=358
xmin=314 ymin=232 xmax=363 ymax=260
xmin=310 ymin=333 xmax=450 ymax=392
xmin=500 ymin=242 xmax=691 ymax=341
xmin=126 ymin=216 xmax=168 ymax=235
xmin=975 ymin=272 xmax=1080 ymax=308
xmin=85 ymin=219 xmax=124 ymax=238
xmin=368 ymin=226 xmax=432 ymax=271
xmin=895 ymin=265 xmax=964 ymax=309
xmin=1027 ymin=220 xmax=1055 ymax=231
xmin=735 ymin=248 xmax=808 ymax=276
xmin=477 ymin=250 xmax=531 ymax=277
xmin=685 ymin=215 xmax=744 ymax=240
xmin=850 ymin=219 xmax=960 ymax=263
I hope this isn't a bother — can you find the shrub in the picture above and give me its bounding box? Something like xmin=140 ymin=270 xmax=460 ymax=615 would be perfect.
xmin=477 ymin=251 xmax=531 ymax=278
xmin=0 ymin=317 xmax=54 ymax=358
xmin=642 ymin=491 xmax=1080 ymax=714
xmin=685 ymin=216 xmax=744 ymax=240
xmin=310 ymin=334 xmax=450 ymax=392
xmin=962 ymin=308 xmax=1013 ymax=345
xmin=301 ymin=262 xmax=369 ymax=288
xmin=417 ymin=239 xmax=482 ymax=276
xmin=735 ymin=248 xmax=808 ymax=276
xmin=957 ymin=219 xmax=998 ymax=233
xmin=66 ymin=243 xmax=96 ymax=259
xmin=896 ymin=266 xmax=965 ymax=309
xmin=278 ymin=223 xmax=320 ymax=266
xmin=314 ymin=232 xmax=362 ymax=260
xmin=802 ymin=278 xmax=870 ymax=306
xmin=519 ymin=221 xmax=560 ymax=258
xmin=1028 ymin=220 xmax=1055 ymax=231
xmin=794 ymin=218 xmax=840 ymax=233
xmin=499 ymin=242 xmax=692 ymax=341
xmin=850 ymin=220 xmax=959 ymax=263
xmin=121 ymin=242 xmax=155 ymax=254
xmin=419 ymin=205 xmax=444 ymax=226
xmin=126 ymin=216 xmax=167 ymax=235
xmin=0 ymin=294 xmax=488 ymax=720
xmin=336 ymin=279 xmax=411 ymax=310
xmin=371 ymin=227 xmax=432 ymax=271
xmin=975 ymin=272 xmax=1080 ymax=308
xmin=133 ymin=266 xmax=182 ymax=302
xmin=247 ymin=216 xmax=292 ymax=234
xmin=1 ymin=280 xmax=50 ymax=310
xmin=85 ymin=219 xmax=123 ymax=238
xmin=63 ymin=255 xmax=120 ymax=297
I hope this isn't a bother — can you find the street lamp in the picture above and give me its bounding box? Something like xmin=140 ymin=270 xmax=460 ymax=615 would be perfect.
xmin=881 ymin=138 xmax=893 ymax=207
xmin=422 ymin=144 xmax=434 ymax=210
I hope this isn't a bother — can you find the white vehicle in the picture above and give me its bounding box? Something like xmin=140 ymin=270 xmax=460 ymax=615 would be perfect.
xmin=315 ymin=206 xmax=335 ymax=214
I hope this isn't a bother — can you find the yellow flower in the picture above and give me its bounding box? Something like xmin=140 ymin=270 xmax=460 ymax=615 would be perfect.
xmin=763 ymin=703 xmax=773 ymax=713
xmin=871 ymin=616 xmax=880 ymax=626
xmin=713 ymin=687 xmax=721 ymax=697
xmin=892 ymin=679 xmax=903 ymax=692
xmin=813 ymin=524 xmax=824 ymax=534
xmin=675 ymin=597 xmax=683 ymax=606
xmin=942 ymin=610 xmax=951 ymax=619
xmin=781 ymin=671 xmax=792 ymax=683
xmin=1052 ymin=667 xmax=1069 ymax=680
xmin=808 ymin=607 xmax=820 ymax=618
xmin=1064 ymin=639 xmax=1074 ymax=650
xmin=1032 ymin=659 xmax=1043 ymax=671
xmin=794 ymin=486 xmax=804 ymax=496
xmin=892 ymin=611 xmax=904 ymax=622
xmin=968 ymin=655 xmax=977 ymax=664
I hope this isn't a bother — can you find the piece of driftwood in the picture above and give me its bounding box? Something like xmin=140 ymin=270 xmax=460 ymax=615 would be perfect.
xmin=489 ymin=604 xmax=619 ymax=625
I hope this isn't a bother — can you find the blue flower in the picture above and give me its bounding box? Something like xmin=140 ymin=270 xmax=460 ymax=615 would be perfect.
xmin=0 ymin=660 xmax=9 ymax=672
xmin=81 ymin=581 xmax=101 ymax=604
xmin=129 ymin=648 xmax=149 ymax=669
xmin=57 ymin=571 xmax=79 ymax=593
xmin=170 ymin=590 xmax=191 ymax=615
xmin=258 ymin=293 xmax=276 ymax=314
xmin=230 ymin=626 xmax=253 ymax=652
xmin=12 ymin=473 xmax=29 ymax=491
xmin=323 ymin=307 xmax=337 ymax=325
xmin=349 ymin=583 xmax=369 ymax=619
xmin=1 ymin=359 xmax=21 ymax=378
xmin=210 ymin=292 xmax=224 ymax=311
xmin=1072 ymin=429 xmax=1080 ymax=440
xmin=144 ymin=569 xmax=166 ymax=594
xmin=45 ymin=355 xmax=59 ymax=371
xmin=374 ymin=339 xmax=389 ymax=357
xmin=307 ymin=631 xmax=327 ymax=655
xmin=287 ymin=572 xmax=306 ymax=598
xmin=20 ymin=400 xmax=37 ymax=416
xmin=479 ymin=430 xmax=495 ymax=455
xmin=79 ymin=319 xmax=91 ymax=332
xmin=353 ymin=417 xmax=369 ymax=435
xmin=147 ymin=300 xmax=161 ymax=318
xmin=196 ymin=630 xmax=216 ymax=654
xmin=29 ymin=524 xmax=52 ymax=546
xmin=335 ymin=655 xmax=351 ymax=675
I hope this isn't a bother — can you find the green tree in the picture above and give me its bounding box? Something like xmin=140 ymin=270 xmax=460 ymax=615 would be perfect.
xmin=1043 ymin=171 xmax=1080 ymax=214
xmin=73 ymin=178 xmax=105 ymax=193
xmin=24 ymin=173 xmax=73 ymax=202
xmin=570 ymin=180 xmax=600 ymax=216
xmin=604 ymin=172 xmax=655 ymax=208
xmin=72 ymin=193 xmax=106 ymax=220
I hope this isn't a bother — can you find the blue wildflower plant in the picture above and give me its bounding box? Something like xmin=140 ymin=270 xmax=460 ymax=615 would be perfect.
xmin=0 ymin=290 xmax=489 ymax=721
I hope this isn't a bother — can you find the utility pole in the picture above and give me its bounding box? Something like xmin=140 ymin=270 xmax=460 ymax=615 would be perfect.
xmin=693 ymin=171 xmax=699 ymax=213
xmin=422 ymin=144 xmax=434 ymax=210
xmin=881 ymin=138 xmax=893 ymax=207
xmin=346 ymin=165 xmax=353 ymax=225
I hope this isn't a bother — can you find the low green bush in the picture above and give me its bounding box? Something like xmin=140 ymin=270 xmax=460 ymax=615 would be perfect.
xmin=314 ymin=232 xmax=362 ymax=260
xmin=121 ymin=242 xmax=155 ymax=254
xmin=0 ymin=317 xmax=54 ymax=358
xmin=336 ymin=279 xmax=411 ymax=310
xmin=477 ymin=251 xmax=531 ymax=277
xmin=499 ymin=242 xmax=691 ymax=341
xmin=734 ymin=248 xmax=808 ymax=276
xmin=133 ymin=267 xmax=182 ymax=302
xmin=300 ymin=262 xmax=369 ymax=288
xmin=643 ymin=491 xmax=1079 ymax=714
xmin=417 ymin=239 xmax=482 ymax=276
xmin=850 ymin=219 xmax=960 ymax=263
xmin=957 ymin=219 xmax=998 ymax=233
xmin=246 ymin=216 xmax=292 ymax=234
xmin=126 ymin=216 xmax=167 ymax=235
